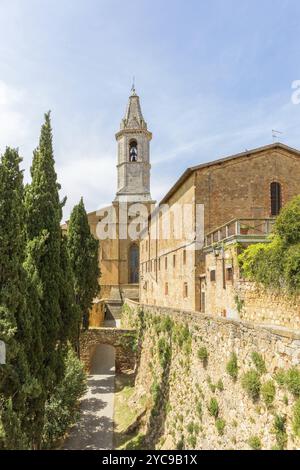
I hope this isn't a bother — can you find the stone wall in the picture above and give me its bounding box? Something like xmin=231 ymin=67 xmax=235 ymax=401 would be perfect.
xmin=237 ymin=282 xmax=300 ymax=330
xmin=122 ymin=299 xmax=300 ymax=450
xmin=80 ymin=327 xmax=136 ymax=373
xmin=89 ymin=300 xmax=105 ymax=327
xmin=204 ymin=244 xmax=300 ymax=329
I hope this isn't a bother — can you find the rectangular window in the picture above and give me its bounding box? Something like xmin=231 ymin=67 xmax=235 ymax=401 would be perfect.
xmin=210 ymin=269 xmax=216 ymax=282
xmin=173 ymin=254 xmax=176 ymax=268
xmin=183 ymin=282 xmax=188 ymax=298
xmin=158 ymin=258 xmax=161 ymax=271
xmin=226 ymin=267 xmax=233 ymax=282
xmin=165 ymin=282 xmax=169 ymax=295
xmin=183 ymin=249 xmax=186 ymax=265
xmin=165 ymin=256 xmax=168 ymax=270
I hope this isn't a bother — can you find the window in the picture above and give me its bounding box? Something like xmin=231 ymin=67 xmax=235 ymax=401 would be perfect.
xmin=165 ymin=282 xmax=169 ymax=295
xmin=183 ymin=249 xmax=186 ymax=265
xmin=226 ymin=267 xmax=233 ymax=282
xmin=129 ymin=140 xmax=138 ymax=162
xmin=270 ymin=182 xmax=282 ymax=216
xmin=129 ymin=244 xmax=139 ymax=283
xmin=210 ymin=269 xmax=216 ymax=282
xmin=173 ymin=254 xmax=176 ymax=268
xmin=165 ymin=256 xmax=168 ymax=270
xmin=158 ymin=258 xmax=161 ymax=271
xmin=183 ymin=282 xmax=188 ymax=298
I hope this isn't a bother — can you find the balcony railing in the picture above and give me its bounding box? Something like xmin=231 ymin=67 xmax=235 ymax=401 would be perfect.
xmin=204 ymin=218 xmax=275 ymax=247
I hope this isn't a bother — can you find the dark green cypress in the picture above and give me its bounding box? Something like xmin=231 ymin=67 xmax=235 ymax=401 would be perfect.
xmin=24 ymin=112 xmax=64 ymax=400
xmin=0 ymin=147 xmax=40 ymax=449
xmin=67 ymin=198 xmax=100 ymax=332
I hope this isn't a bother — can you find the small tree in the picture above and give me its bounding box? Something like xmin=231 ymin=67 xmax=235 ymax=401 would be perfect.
xmin=67 ymin=198 xmax=100 ymax=333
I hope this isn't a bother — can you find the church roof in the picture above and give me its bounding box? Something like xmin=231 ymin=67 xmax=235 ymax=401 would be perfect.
xmin=160 ymin=142 xmax=300 ymax=205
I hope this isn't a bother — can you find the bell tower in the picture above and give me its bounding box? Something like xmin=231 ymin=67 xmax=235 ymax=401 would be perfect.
xmin=114 ymin=86 xmax=153 ymax=202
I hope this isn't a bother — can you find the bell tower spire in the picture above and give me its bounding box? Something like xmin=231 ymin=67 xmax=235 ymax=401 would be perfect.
xmin=114 ymin=87 xmax=153 ymax=203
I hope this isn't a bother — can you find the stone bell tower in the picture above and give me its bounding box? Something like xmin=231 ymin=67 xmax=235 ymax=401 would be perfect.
xmin=114 ymin=86 xmax=153 ymax=202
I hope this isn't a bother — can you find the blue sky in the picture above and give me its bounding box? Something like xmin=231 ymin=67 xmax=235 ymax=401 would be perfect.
xmin=0 ymin=0 xmax=300 ymax=219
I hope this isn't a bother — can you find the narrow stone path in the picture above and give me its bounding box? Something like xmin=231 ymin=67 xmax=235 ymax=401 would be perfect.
xmin=63 ymin=343 xmax=116 ymax=450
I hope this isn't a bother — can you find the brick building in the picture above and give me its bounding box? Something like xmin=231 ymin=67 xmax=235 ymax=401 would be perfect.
xmin=140 ymin=143 xmax=300 ymax=312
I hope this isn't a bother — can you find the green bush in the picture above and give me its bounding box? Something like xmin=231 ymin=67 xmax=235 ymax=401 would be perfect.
xmin=272 ymin=414 xmax=287 ymax=450
xmin=226 ymin=352 xmax=238 ymax=380
xmin=261 ymin=380 xmax=276 ymax=407
xmin=241 ymin=370 xmax=261 ymax=401
xmin=215 ymin=418 xmax=226 ymax=436
xmin=208 ymin=398 xmax=219 ymax=418
xmin=216 ymin=379 xmax=224 ymax=392
xmin=285 ymin=368 xmax=300 ymax=397
xmin=248 ymin=435 xmax=262 ymax=450
xmin=196 ymin=401 xmax=203 ymax=420
xmin=274 ymin=369 xmax=286 ymax=387
xmin=197 ymin=347 xmax=208 ymax=363
xmin=187 ymin=434 xmax=197 ymax=449
xmin=238 ymin=196 xmax=300 ymax=294
xmin=176 ymin=435 xmax=185 ymax=450
xmin=251 ymin=352 xmax=267 ymax=375
xmin=187 ymin=422 xmax=194 ymax=434
xmin=41 ymin=348 xmax=87 ymax=448
xmin=293 ymin=398 xmax=300 ymax=438
xmin=157 ymin=337 xmax=171 ymax=369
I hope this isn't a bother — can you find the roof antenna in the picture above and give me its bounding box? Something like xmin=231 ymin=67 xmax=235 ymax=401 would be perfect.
xmin=131 ymin=76 xmax=136 ymax=95
xmin=272 ymin=129 xmax=283 ymax=143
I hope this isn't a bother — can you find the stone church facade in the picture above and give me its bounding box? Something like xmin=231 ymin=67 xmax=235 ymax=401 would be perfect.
xmin=85 ymin=88 xmax=155 ymax=323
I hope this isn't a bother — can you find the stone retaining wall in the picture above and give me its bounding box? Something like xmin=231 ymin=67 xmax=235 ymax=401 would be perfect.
xmin=123 ymin=299 xmax=300 ymax=450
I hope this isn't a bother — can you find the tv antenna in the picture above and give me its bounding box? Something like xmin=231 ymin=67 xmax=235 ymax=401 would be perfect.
xmin=272 ymin=129 xmax=283 ymax=143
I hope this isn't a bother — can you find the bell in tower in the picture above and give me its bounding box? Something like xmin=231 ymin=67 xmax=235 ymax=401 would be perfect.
xmin=129 ymin=140 xmax=138 ymax=162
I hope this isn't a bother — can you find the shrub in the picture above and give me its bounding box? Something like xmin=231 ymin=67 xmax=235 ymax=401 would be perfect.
xmin=196 ymin=401 xmax=203 ymax=420
xmin=293 ymin=398 xmax=300 ymax=438
xmin=274 ymin=369 xmax=286 ymax=387
xmin=251 ymin=352 xmax=267 ymax=375
xmin=187 ymin=422 xmax=194 ymax=434
xmin=261 ymin=380 xmax=276 ymax=407
xmin=248 ymin=435 xmax=262 ymax=450
xmin=215 ymin=418 xmax=226 ymax=436
xmin=208 ymin=398 xmax=219 ymax=418
xmin=41 ymin=348 xmax=87 ymax=448
xmin=241 ymin=370 xmax=261 ymax=401
xmin=285 ymin=368 xmax=300 ymax=397
xmin=226 ymin=352 xmax=238 ymax=380
xmin=272 ymin=414 xmax=287 ymax=450
xmin=197 ymin=347 xmax=208 ymax=363
xmin=157 ymin=338 xmax=171 ymax=369
xmin=216 ymin=379 xmax=224 ymax=392
xmin=187 ymin=434 xmax=197 ymax=449
xmin=176 ymin=435 xmax=185 ymax=450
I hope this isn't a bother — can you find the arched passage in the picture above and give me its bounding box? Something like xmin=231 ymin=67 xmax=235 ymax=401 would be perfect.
xmin=80 ymin=327 xmax=136 ymax=373
xmin=90 ymin=344 xmax=115 ymax=375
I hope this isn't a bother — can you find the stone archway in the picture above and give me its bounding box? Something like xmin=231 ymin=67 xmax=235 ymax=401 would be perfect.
xmin=80 ymin=327 xmax=136 ymax=373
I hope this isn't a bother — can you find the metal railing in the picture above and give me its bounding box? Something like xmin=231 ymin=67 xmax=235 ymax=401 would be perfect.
xmin=205 ymin=218 xmax=275 ymax=247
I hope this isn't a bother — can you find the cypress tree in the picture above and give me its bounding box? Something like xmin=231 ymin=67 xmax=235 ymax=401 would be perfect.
xmin=0 ymin=147 xmax=41 ymax=449
xmin=67 ymin=198 xmax=100 ymax=333
xmin=24 ymin=112 xmax=65 ymax=401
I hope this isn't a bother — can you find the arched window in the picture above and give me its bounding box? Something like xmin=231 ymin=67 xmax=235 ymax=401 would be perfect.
xmin=270 ymin=182 xmax=282 ymax=216
xmin=129 ymin=140 xmax=138 ymax=162
xmin=129 ymin=244 xmax=139 ymax=283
